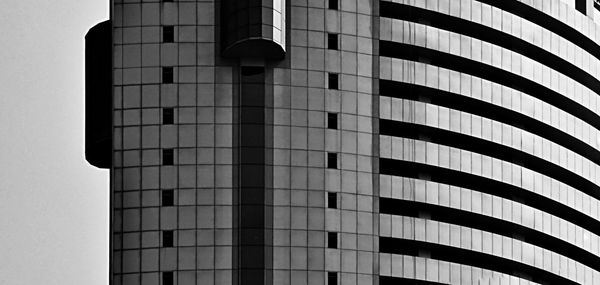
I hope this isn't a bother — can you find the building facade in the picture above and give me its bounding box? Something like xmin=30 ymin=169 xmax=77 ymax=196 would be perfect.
xmin=85 ymin=0 xmax=600 ymax=284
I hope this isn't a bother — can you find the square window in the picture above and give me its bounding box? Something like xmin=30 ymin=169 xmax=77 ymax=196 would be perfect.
xmin=163 ymin=271 xmax=173 ymax=285
xmin=327 ymin=113 xmax=338 ymax=129
xmin=327 ymin=33 xmax=338 ymax=50
xmin=327 ymin=232 xmax=337 ymax=248
xmin=163 ymin=26 xmax=174 ymax=43
xmin=163 ymin=108 xmax=174 ymax=124
xmin=327 ymin=192 xmax=337 ymax=208
xmin=329 ymin=0 xmax=338 ymax=10
xmin=327 ymin=272 xmax=338 ymax=285
xmin=328 ymin=73 xmax=338 ymax=90
xmin=163 ymin=149 xmax=174 ymax=165
xmin=162 ymin=189 xmax=174 ymax=206
xmin=163 ymin=67 xmax=173 ymax=84
xmin=163 ymin=230 xmax=174 ymax=247
xmin=327 ymin=153 xmax=337 ymax=169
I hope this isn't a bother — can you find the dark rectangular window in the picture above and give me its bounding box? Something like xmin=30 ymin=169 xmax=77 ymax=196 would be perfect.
xmin=327 ymin=33 xmax=338 ymax=50
xmin=329 ymin=0 xmax=338 ymax=10
xmin=162 ymin=271 xmax=173 ymax=285
xmin=327 ymin=232 xmax=337 ymax=248
xmin=327 ymin=153 xmax=337 ymax=169
xmin=163 ymin=26 xmax=174 ymax=43
xmin=162 ymin=189 xmax=174 ymax=206
xmin=163 ymin=230 xmax=174 ymax=247
xmin=163 ymin=108 xmax=174 ymax=124
xmin=327 ymin=192 xmax=337 ymax=209
xmin=327 ymin=112 xmax=338 ymax=129
xmin=162 ymin=67 xmax=173 ymax=84
xmin=328 ymin=73 xmax=338 ymax=90
xmin=576 ymin=0 xmax=586 ymax=14
xmin=327 ymin=272 xmax=338 ymax=285
xmin=162 ymin=149 xmax=174 ymax=165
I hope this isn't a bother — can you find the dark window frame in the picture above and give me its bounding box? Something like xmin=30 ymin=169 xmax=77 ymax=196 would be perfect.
xmin=162 ymin=149 xmax=174 ymax=165
xmin=163 ymin=230 xmax=174 ymax=247
xmin=327 ymin=33 xmax=338 ymax=50
xmin=327 ymin=112 xmax=338 ymax=129
xmin=162 ymin=189 xmax=174 ymax=206
xmin=327 ymin=153 xmax=337 ymax=169
xmin=327 ymin=272 xmax=338 ymax=285
xmin=329 ymin=0 xmax=338 ymax=10
xmin=163 ymin=26 xmax=174 ymax=43
xmin=327 ymin=232 xmax=337 ymax=248
xmin=162 ymin=67 xmax=174 ymax=84
xmin=328 ymin=73 xmax=339 ymax=90
xmin=163 ymin=107 xmax=174 ymax=124
xmin=162 ymin=271 xmax=173 ymax=285
xmin=327 ymin=192 xmax=337 ymax=209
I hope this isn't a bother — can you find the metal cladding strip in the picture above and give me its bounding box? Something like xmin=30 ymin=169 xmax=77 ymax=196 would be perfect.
xmin=379 ymin=276 xmax=449 ymax=285
xmin=379 ymin=197 xmax=600 ymax=272
xmin=379 ymin=237 xmax=579 ymax=285
xmin=239 ymin=66 xmax=267 ymax=285
xmin=378 ymin=157 xmax=600 ymax=250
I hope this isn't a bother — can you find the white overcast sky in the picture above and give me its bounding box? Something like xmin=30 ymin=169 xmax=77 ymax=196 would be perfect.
xmin=0 ymin=1 xmax=109 ymax=284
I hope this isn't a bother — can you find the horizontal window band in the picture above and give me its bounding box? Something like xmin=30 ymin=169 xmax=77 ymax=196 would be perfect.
xmin=379 ymin=237 xmax=578 ymax=285
xmin=380 ymin=197 xmax=600 ymax=272
xmin=378 ymin=41 xmax=600 ymax=132
xmin=379 ymin=276 xmax=447 ymax=285
xmin=380 ymin=79 xmax=600 ymax=166
xmin=473 ymin=0 xmax=600 ymax=61
xmin=379 ymin=1 xmax=600 ymax=102
xmin=380 ymin=119 xmax=600 ymax=200
xmin=379 ymin=158 xmax=600 ymax=241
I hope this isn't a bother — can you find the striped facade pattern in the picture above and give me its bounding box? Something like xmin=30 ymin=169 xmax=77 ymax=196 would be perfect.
xmin=378 ymin=0 xmax=600 ymax=284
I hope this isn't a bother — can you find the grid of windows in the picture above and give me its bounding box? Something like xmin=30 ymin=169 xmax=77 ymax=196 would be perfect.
xmin=111 ymin=0 xmax=376 ymax=284
xmin=106 ymin=0 xmax=600 ymax=283
xmin=112 ymin=0 xmax=235 ymax=284
xmin=267 ymin=0 xmax=377 ymax=283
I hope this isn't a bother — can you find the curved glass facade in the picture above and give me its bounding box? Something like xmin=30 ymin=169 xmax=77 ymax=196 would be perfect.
xmin=91 ymin=0 xmax=600 ymax=284
xmin=378 ymin=0 xmax=600 ymax=284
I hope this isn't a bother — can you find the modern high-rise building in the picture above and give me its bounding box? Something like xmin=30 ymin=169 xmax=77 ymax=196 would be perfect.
xmin=85 ymin=0 xmax=600 ymax=284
